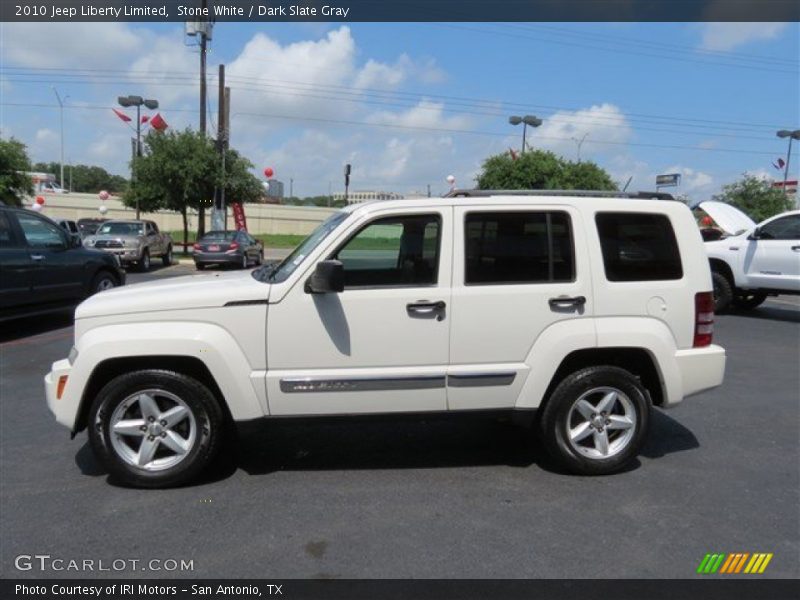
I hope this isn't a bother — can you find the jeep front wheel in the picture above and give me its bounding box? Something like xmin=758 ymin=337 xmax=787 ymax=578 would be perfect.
xmin=539 ymin=366 xmax=650 ymax=475
xmin=88 ymin=370 xmax=224 ymax=488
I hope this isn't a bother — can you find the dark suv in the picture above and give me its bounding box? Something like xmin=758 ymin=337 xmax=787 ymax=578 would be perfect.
xmin=0 ymin=205 xmax=126 ymax=321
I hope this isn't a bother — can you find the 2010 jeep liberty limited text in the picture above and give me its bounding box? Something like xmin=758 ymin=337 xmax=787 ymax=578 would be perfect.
xmin=45 ymin=191 xmax=726 ymax=487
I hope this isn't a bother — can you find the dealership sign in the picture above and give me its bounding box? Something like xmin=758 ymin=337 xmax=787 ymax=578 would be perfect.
xmin=656 ymin=173 xmax=681 ymax=187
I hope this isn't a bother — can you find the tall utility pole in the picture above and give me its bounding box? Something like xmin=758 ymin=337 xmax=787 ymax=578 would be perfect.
xmin=199 ymin=0 xmax=208 ymax=136
xmin=52 ymin=87 xmax=66 ymax=189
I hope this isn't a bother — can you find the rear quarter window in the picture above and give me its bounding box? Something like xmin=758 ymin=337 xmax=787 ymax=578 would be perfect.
xmin=596 ymin=212 xmax=683 ymax=281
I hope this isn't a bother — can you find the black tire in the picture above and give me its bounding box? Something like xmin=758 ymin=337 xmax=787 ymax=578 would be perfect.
xmin=138 ymin=249 xmax=151 ymax=272
xmin=733 ymin=291 xmax=767 ymax=311
xmin=89 ymin=271 xmax=117 ymax=295
xmin=241 ymin=254 xmax=248 ymax=269
xmin=195 ymin=263 xmax=206 ymax=271
xmin=711 ymin=271 xmax=733 ymax=313
xmin=88 ymin=370 xmax=224 ymax=488
xmin=256 ymin=250 xmax=263 ymax=265
xmin=538 ymin=366 xmax=650 ymax=476
xmin=162 ymin=245 xmax=173 ymax=266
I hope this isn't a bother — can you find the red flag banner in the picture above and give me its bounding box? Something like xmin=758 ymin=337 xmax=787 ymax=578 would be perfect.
xmin=149 ymin=113 xmax=168 ymax=131
xmin=112 ymin=108 xmax=132 ymax=122
xmin=231 ymin=202 xmax=247 ymax=232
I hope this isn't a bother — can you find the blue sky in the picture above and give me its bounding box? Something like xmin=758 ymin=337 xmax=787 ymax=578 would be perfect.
xmin=1 ymin=21 xmax=798 ymax=199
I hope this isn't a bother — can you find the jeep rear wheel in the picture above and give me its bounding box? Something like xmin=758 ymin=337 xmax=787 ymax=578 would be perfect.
xmin=711 ymin=271 xmax=733 ymax=313
xmin=88 ymin=370 xmax=224 ymax=488
xmin=162 ymin=245 xmax=173 ymax=266
xmin=539 ymin=366 xmax=650 ymax=475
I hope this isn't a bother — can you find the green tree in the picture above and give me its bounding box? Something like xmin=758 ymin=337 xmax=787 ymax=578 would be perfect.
xmin=712 ymin=174 xmax=794 ymax=223
xmin=125 ymin=129 xmax=218 ymax=249
xmin=0 ymin=138 xmax=34 ymax=207
xmin=476 ymin=149 xmax=616 ymax=191
xmin=124 ymin=129 xmax=263 ymax=245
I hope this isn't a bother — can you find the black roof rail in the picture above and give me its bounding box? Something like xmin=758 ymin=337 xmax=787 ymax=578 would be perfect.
xmin=443 ymin=189 xmax=675 ymax=201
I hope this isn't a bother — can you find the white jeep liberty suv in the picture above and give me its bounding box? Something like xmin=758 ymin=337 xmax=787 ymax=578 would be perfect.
xmin=45 ymin=190 xmax=726 ymax=487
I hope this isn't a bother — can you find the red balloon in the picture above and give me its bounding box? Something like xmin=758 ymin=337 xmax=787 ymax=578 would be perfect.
xmin=263 ymin=167 xmax=274 ymax=178
xmin=35 ymin=196 xmax=45 ymax=205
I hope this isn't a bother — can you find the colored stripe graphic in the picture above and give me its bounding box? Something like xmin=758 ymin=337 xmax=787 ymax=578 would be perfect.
xmin=702 ymin=552 xmax=774 ymax=575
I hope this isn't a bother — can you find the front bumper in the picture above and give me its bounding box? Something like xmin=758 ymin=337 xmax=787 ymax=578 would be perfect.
xmin=94 ymin=247 xmax=142 ymax=264
xmin=45 ymin=359 xmax=77 ymax=431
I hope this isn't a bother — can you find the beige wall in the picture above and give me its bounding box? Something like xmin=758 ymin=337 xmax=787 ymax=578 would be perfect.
xmin=26 ymin=194 xmax=337 ymax=236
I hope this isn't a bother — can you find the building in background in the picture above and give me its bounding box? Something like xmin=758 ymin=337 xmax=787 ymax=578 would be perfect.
xmin=334 ymin=190 xmax=405 ymax=205
xmin=266 ymin=178 xmax=285 ymax=200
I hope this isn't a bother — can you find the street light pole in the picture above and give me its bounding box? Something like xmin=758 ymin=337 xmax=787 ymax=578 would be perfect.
xmin=119 ymin=95 xmax=159 ymax=219
xmin=509 ymin=115 xmax=543 ymax=154
xmin=776 ymin=129 xmax=800 ymax=198
xmin=572 ymin=133 xmax=589 ymax=163
xmin=52 ymin=87 xmax=66 ymax=189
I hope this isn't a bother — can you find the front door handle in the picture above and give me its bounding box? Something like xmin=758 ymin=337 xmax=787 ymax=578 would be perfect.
xmin=30 ymin=254 xmax=45 ymax=261
xmin=791 ymin=245 xmax=800 ymax=251
xmin=407 ymin=300 xmax=446 ymax=321
xmin=548 ymin=295 xmax=586 ymax=308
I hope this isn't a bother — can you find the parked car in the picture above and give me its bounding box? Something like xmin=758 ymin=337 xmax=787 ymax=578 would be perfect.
xmin=193 ymin=230 xmax=264 ymax=270
xmin=76 ymin=218 xmax=108 ymax=238
xmin=83 ymin=219 xmax=173 ymax=271
xmin=0 ymin=205 xmax=125 ymax=322
xmin=699 ymin=201 xmax=800 ymax=312
xmin=45 ymin=190 xmax=725 ymax=487
xmin=53 ymin=218 xmax=81 ymax=245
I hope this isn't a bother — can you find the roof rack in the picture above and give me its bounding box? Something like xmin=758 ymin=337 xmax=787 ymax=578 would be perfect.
xmin=444 ymin=189 xmax=675 ymax=201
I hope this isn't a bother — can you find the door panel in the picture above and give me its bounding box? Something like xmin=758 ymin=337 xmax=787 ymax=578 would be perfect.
xmin=743 ymin=215 xmax=800 ymax=290
xmin=0 ymin=211 xmax=35 ymax=312
xmin=448 ymin=207 xmax=592 ymax=410
xmin=266 ymin=209 xmax=452 ymax=415
xmin=16 ymin=212 xmax=84 ymax=302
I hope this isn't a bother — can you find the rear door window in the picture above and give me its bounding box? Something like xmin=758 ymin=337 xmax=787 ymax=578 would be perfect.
xmin=596 ymin=212 xmax=683 ymax=281
xmin=464 ymin=211 xmax=575 ymax=285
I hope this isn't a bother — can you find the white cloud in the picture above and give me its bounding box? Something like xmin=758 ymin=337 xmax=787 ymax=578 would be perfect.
xmin=367 ymin=100 xmax=471 ymax=131
xmin=1 ymin=22 xmax=141 ymax=69
xmin=699 ymin=23 xmax=788 ymax=51
xmin=35 ymin=128 xmax=57 ymax=143
xmin=533 ymin=103 xmax=632 ymax=159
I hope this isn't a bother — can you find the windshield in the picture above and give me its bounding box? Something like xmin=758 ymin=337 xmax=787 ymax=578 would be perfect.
xmin=201 ymin=231 xmax=237 ymax=242
xmin=97 ymin=222 xmax=144 ymax=236
xmin=257 ymin=211 xmax=349 ymax=284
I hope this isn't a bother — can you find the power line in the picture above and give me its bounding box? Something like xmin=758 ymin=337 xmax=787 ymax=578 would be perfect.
xmin=1 ymin=65 xmax=791 ymax=132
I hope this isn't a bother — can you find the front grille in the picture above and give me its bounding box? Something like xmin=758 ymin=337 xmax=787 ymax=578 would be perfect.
xmin=95 ymin=240 xmax=124 ymax=248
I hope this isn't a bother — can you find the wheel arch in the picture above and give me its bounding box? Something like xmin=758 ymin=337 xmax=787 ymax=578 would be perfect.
xmin=540 ymin=347 xmax=664 ymax=411
xmin=709 ymin=257 xmax=735 ymax=287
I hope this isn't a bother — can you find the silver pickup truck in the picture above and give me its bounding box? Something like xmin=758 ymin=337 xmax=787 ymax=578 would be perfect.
xmin=83 ymin=219 xmax=173 ymax=271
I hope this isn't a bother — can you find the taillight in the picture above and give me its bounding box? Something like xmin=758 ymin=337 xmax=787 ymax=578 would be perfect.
xmin=694 ymin=292 xmax=715 ymax=347
xmin=193 ymin=243 xmax=201 ymax=250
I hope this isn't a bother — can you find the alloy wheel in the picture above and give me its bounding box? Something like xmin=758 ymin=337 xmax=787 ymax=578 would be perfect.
xmin=566 ymin=386 xmax=636 ymax=459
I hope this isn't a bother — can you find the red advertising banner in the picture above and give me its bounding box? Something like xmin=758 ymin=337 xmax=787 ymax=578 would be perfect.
xmin=231 ymin=202 xmax=247 ymax=231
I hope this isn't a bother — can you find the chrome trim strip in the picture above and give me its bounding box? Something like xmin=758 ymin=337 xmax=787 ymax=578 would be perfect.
xmin=280 ymin=375 xmax=446 ymax=393
xmin=447 ymin=372 xmax=517 ymax=387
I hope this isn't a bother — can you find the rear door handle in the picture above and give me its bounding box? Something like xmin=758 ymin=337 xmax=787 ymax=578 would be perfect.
xmin=30 ymin=254 xmax=45 ymax=261
xmin=548 ymin=295 xmax=586 ymax=308
xmin=791 ymin=246 xmax=800 ymax=251
xmin=407 ymin=300 xmax=446 ymax=321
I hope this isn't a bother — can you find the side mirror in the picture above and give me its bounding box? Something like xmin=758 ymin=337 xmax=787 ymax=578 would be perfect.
xmin=747 ymin=227 xmax=761 ymax=240
xmin=305 ymin=260 xmax=344 ymax=294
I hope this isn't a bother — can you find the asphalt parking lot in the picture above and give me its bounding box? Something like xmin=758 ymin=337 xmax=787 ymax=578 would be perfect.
xmin=1 ymin=263 xmax=798 ymax=579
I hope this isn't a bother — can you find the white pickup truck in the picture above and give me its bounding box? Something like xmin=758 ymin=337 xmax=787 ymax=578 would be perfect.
xmin=46 ymin=191 xmax=726 ymax=487
xmin=699 ymin=202 xmax=800 ymax=312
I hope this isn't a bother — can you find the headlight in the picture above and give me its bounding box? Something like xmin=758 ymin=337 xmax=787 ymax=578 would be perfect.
xmin=125 ymin=238 xmax=142 ymax=248
xmin=85 ymin=239 xmax=95 ymax=247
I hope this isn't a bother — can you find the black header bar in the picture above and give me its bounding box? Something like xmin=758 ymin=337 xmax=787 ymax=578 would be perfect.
xmin=1 ymin=1 xmax=799 ymax=23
